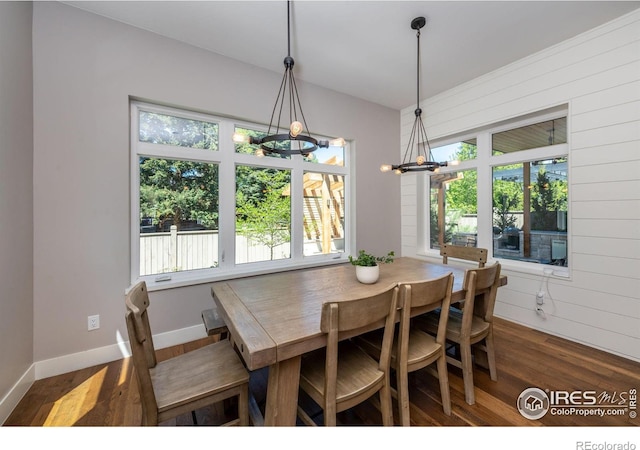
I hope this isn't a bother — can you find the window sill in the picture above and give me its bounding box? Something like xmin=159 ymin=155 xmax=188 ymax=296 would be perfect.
xmin=415 ymin=249 xmax=571 ymax=280
xmin=136 ymin=254 xmax=350 ymax=292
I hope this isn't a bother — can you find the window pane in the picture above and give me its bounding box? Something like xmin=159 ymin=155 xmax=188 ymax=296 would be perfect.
xmin=234 ymin=126 xmax=290 ymax=159
xmin=430 ymin=169 xmax=478 ymax=249
xmin=303 ymin=143 xmax=345 ymax=166
xmin=492 ymin=117 xmax=566 ymax=155
xmin=492 ymin=158 xmax=568 ymax=265
xmin=431 ymin=139 xmax=477 ymax=162
xmin=302 ymin=173 xmax=345 ymax=256
xmin=235 ymin=166 xmax=291 ymax=263
xmin=139 ymin=111 xmax=218 ymax=150
xmin=139 ymin=157 xmax=219 ymax=276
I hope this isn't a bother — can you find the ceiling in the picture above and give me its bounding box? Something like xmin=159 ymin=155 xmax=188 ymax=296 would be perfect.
xmin=62 ymin=1 xmax=640 ymax=110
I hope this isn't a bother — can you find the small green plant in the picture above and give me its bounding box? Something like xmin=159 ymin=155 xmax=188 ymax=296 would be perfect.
xmin=348 ymin=250 xmax=395 ymax=267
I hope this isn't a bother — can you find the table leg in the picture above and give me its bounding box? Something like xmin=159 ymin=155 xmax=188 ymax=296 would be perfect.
xmin=264 ymin=356 xmax=301 ymax=426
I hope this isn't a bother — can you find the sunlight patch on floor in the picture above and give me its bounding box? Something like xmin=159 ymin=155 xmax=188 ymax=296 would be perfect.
xmin=43 ymin=366 xmax=107 ymax=425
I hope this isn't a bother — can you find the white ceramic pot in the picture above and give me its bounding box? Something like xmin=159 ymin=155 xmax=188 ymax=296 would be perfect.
xmin=355 ymin=265 xmax=379 ymax=284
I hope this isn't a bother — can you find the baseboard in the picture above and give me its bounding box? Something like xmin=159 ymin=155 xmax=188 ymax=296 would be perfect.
xmin=0 ymin=363 xmax=35 ymax=425
xmin=1 ymin=324 xmax=207 ymax=424
xmin=34 ymin=324 xmax=208 ymax=380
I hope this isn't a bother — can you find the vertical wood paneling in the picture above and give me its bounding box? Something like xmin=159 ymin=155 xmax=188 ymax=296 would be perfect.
xmin=400 ymin=10 xmax=640 ymax=361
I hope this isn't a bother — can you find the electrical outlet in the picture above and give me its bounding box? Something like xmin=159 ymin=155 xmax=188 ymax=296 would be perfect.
xmin=88 ymin=315 xmax=100 ymax=331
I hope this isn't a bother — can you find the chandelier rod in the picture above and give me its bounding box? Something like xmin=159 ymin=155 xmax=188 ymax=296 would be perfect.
xmin=416 ymin=26 xmax=420 ymax=109
xmin=232 ymin=0 xmax=339 ymax=155
xmin=287 ymin=0 xmax=291 ymax=58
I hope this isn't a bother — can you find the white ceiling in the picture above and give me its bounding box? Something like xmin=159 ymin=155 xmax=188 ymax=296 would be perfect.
xmin=62 ymin=1 xmax=640 ymax=110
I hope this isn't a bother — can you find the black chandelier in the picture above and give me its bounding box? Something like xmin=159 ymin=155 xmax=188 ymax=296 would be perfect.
xmin=381 ymin=17 xmax=458 ymax=174
xmin=233 ymin=1 xmax=332 ymax=157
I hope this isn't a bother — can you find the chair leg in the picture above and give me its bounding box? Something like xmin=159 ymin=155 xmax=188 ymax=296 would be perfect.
xmin=238 ymin=384 xmax=250 ymax=426
xmin=485 ymin=329 xmax=498 ymax=382
xmin=396 ymin=365 xmax=410 ymax=426
xmin=436 ymin=355 xmax=452 ymax=415
xmin=379 ymin=378 xmax=394 ymax=426
xmin=460 ymin=343 xmax=475 ymax=405
xmin=324 ymin=400 xmax=337 ymax=427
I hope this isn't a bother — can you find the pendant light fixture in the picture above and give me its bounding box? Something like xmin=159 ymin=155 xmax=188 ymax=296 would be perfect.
xmin=380 ymin=17 xmax=458 ymax=174
xmin=233 ymin=1 xmax=332 ymax=157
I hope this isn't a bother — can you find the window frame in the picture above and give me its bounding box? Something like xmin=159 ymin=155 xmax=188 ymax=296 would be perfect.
xmin=130 ymin=101 xmax=351 ymax=290
xmin=419 ymin=106 xmax=570 ymax=277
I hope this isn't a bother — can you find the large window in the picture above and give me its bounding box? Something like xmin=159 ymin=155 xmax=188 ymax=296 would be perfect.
xmin=131 ymin=102 xmax=350 ymax=287
xmin=427 ymin=107 xmax=569 ymax=270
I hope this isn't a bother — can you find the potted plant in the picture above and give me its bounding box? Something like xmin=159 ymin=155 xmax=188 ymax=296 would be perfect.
xmin=348 ymin=250 xmax=394 ymax=284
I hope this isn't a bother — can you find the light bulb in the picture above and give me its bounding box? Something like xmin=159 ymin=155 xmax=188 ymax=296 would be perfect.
xmin=329 ymin=137 xmax=345 ymax=147
xmin=380 ymin=164 xmax=393 ymax=173
xmin=233 ymin=132 xmax=250 ymax=144
xmin=449 ymin=159 xmax=460 ymax=166
xmin=290 ymin=121 xmax=303 ymax=138
xmin=394 ymin=168 xmax=402 ymax=175
xmin=416 ymin=155 xmax=426 ymax=165
xmin=256 ymin=148 xmax=265 ymax=158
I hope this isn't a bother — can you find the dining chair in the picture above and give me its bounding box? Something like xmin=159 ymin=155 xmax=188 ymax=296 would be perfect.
xmin=417 ymin=262 xmax=501 ymax=405
xmin=125 ymin=281 xmax=250 ymax=426
xmin=440 ymin=243 xmax=487 ymax=268
xmin=356 ymin=273 xmax=454 ymax=425
xmin=296 ymin=284 xmax=400 ymax=426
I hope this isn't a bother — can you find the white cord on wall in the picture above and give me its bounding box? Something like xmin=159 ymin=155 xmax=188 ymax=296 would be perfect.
xmin=534 ymin=268 xmax=557 ymax=319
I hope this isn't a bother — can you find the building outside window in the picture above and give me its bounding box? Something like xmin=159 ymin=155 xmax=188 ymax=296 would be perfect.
xmin=131 ymin=101 xmax=349 ymax=287
xmin=428 ymin=108 xmax=568 ymax=269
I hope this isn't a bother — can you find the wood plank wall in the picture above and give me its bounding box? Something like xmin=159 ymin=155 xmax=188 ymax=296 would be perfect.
xmin=400 ymin=10 xmax=640 ymax=361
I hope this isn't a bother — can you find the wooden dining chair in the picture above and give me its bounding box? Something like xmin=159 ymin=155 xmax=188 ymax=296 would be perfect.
xmin=297 ymin=284 xmax=400 ymax=426
xmin=441 ymin=244 xmax=487 ymax=268
xmin=125 ymin=281 xmax=250 ymax=426
xmin=356 ymin=273 xmax=454 ymax=425
xmin=417 ymin=262 xmax=501 ymax=405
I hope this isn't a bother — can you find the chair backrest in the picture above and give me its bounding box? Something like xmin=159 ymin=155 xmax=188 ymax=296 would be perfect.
xmin=319 ymin=283 xmax=400 ymax=404
xmin=397 ymin=273 xmax=454 ymax=359
xmin=441 ymin=244 xmax=487 ymax=268
xmin=460 ymin=262 xmax=502 ymax=335
xmin=124 ymin=281 xmax=159 ymax=423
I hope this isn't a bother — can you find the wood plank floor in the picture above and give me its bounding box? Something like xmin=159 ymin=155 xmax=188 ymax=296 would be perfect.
xmin=4 ymin=318 xmax=639 ymax=427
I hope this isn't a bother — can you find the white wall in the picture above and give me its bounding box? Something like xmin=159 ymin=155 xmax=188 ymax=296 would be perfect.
xmin=401 ymin=9 xmax=640 ymax=361
xmin=30 ymin=3 xmax=400 ymax=372
xmin=0 ymin=2 xmax=34 ymax=424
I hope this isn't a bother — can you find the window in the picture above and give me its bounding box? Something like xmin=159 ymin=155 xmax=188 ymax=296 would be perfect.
xmin=429 ymin=140 xmax=478 ymax=249
xmin=426 ymin=107 xmax=568 ymax=270
xmin=235 ymin=166 xmax=291 ymax=264
xmin=131 ymin=101 xmax=350 ymax=287
xmin=302 ymin=172 xmax=345 ymax=256
xmin=430 ymin=168 xmax=477 ymax=248
xmin=492 ymin=158 xmax=568 ymax=265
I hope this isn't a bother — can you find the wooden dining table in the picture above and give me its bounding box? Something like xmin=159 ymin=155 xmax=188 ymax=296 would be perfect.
xmin=210 ymin=256 xmax=507 ymax=426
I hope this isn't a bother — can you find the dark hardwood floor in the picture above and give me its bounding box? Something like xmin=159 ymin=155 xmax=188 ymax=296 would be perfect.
xmin=4 ymin=318 xmax=639 ymax=427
